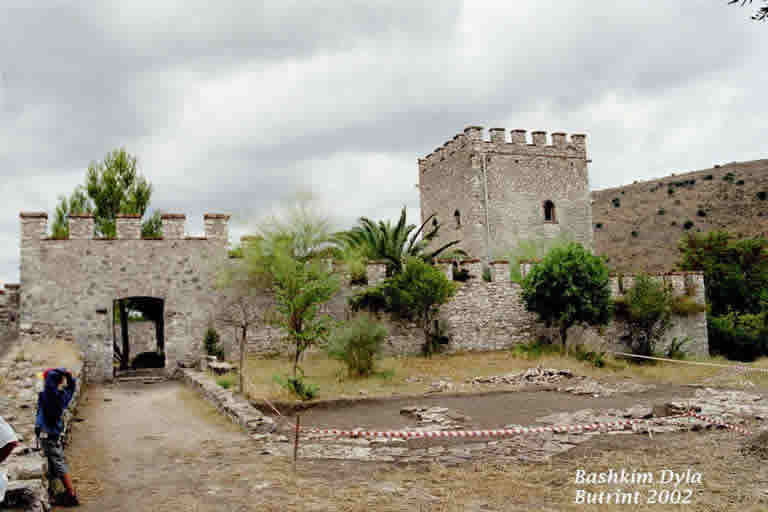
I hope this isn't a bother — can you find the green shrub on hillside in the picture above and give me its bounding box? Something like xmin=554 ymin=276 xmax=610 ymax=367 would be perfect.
xmin=704 ymin=174 xmax=713 ymax=180
xmin=757 ymin=191 xmax=767 ymax=200
xmin=709 ymin=312 xmax=768 ymax=361
xmin=658 ymin=208 xmax=665 ymax=215
xmin=683 ymin=220 xmax=694 ymax=230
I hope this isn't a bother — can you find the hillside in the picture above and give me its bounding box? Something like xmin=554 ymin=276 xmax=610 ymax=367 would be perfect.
xmin=591 ymin=158 xmax=768 ymax=273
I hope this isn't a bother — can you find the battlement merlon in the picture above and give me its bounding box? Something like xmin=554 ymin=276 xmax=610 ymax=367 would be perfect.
xmin=19 ymin=212 xmax=230 ymax=242
xmin=419 ymin=127 xmax=587 ymax=169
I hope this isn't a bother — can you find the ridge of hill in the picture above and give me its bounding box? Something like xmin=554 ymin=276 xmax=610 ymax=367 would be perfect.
xmin=591 ymin=158 xmax=768 ymax=273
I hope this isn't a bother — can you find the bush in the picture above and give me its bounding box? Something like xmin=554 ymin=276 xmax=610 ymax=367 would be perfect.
xmin=723 ymin=172 xmax=735 ymax=183
xmin=736 ymin=180 xmax=745 ymax=185
xmin=668 ymin=188 xmax=674 ymax=195
xmin=618 ymin=274 xmax=673 ymax=356
xmin=657 ymin=208 xmax=665 ymax=216
xmin=697 ymin=209 xmax=707 ymax=217
xmin=595 ymin=223 xmax=603 ymax=229
xmin=631 ymin=231 xmax=638 ymax=238
xmin=757 ymin=191 xmax=767 ymax=201
xmin=510 ymin=340 xmax=562 ymax=359
xmin=708 ymin=312 xmax=768 ymax=361
xmin=327 ymin=313 xmax=387 ymax=377
xmin=612 ymin=197 xmax=621 ymax=207
xmin=664 ymin=337 xmax=690 ymax=360
xmin=216 ymin=374 xmax=236 ymax=389
xmin=521 ymin=243 xmax=613 ymax=347
xmin=204 ymin=327 xmax=224 ymax=360
xmin=671 ymin=221 xmax=677 ymax=226
xmin=273 ymin=369 xmax=319 ymax=400
xmin=704 ymin=174 xmax=714 ymax=180
xmin=482 ymin=266 xmax=492 ymax=282
xmin=452 ymin=267 xmax=471 ymax=281
xmin=683 ymin=220 xmax=694 ymax=230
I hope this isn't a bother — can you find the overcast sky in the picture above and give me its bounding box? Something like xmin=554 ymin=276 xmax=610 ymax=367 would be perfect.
xmin=1 ymin=1 xmax=766 ymax=284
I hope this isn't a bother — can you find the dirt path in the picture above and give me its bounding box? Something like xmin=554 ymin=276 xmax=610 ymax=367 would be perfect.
xmin=64 ymin=382 xmax=255 ymax=511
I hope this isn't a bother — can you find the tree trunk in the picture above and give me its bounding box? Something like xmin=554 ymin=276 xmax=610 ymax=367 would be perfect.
xmin=240 ymin=324 xmax=247 ymax=394
xmin=560 ymin=324 xmax=568 ymax=349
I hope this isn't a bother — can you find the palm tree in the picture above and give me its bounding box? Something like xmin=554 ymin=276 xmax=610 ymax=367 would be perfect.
xmin=334 ymin=207 xmax=464 ymax=274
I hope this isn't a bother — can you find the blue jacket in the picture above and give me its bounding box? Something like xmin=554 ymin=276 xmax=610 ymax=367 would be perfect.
xmin=35 ymin=368 xmax=76 ymax=437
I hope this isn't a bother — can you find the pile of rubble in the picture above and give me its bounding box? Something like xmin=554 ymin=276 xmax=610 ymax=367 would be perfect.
xmin=399 ymin=406 xmax=470 ymax=430
xmin=465 ymin=367 xmax=655 ymax=397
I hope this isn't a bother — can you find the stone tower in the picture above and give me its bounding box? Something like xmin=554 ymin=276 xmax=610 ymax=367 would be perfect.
xmin=418 ymin=126 xmax=593 ymax=260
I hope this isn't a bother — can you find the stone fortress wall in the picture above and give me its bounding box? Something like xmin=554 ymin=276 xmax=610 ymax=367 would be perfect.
xmin=16 ymin=212 xmax=230 ymax=381
xmin=418 ymin=127 xmax=593 ymax=260
xmin=2 ymin=125 xmax=709 ymax=380
xmin=239 ymin=258 xmax=709 ymax=360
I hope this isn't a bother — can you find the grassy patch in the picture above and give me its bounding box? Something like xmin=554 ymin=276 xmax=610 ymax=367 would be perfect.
xmin=215 ymin=373 xmax=237 ymax=390
xmin=243 ymin=348 xmax=768 ymax=402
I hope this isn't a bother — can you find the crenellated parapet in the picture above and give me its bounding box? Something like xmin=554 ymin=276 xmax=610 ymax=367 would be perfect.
xmin=419 ymin=126 xmax=587 ymax=172
xmin=19 ymin=212 xmax=230 ymax=243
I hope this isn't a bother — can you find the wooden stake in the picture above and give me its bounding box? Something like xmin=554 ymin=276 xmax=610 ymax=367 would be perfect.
xmin=293 ymin=415 xmax=301 ymax=472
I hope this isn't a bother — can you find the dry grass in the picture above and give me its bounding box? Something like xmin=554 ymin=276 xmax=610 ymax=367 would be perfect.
xmin=244 ymin=349 xmax=768 ymax=402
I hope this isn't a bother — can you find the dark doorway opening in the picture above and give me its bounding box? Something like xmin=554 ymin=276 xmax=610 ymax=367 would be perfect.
xmin=113 ymin=297 xmax=165 ymax=373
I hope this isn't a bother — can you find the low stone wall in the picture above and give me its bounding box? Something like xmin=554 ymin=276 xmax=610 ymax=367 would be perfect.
xmin=0 ymin=344 xmax=86 ymax=511
xmin=179 ymin=369 xmax=275 ymax=435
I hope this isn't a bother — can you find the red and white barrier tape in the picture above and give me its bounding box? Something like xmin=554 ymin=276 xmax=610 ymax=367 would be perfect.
xmin=686 ymin=411 xmax=753 ymax=435
xmin=299 ymin=414 xmax=694 ymax=439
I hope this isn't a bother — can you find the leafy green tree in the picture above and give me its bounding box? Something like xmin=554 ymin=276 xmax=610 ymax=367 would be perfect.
xmin=86 ymin=148 xmax=157 ymax=238
xmin=618 ymin=274 xmax=674 ymax=356
xmin=51 ymin=148 xmax=161 ymax=238
xmin=51 ymin=186 xmax=92 ymax=239
xmin=678 ymin=231 xmax=768 ymax=316
xmin=354 ymin=258 xmax=457 ymax=357
xmin=521 ymin=243 xmax=613 ymax=348
xmin=334 ymin=207 xmax=462 ymax=275
xmin=256 ymin=192 xmax=333 ymax=262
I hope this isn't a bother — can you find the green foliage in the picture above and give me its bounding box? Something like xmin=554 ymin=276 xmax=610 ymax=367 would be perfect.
xmin=570 ymin=344 xmax=606 ymax=368
xmin=510 ymin=340 xmax=562 ymax=359
xmin=254 ymin=193 xmax=333 ymax=261
xmin=631 ymin=231 xmax=638 ymax=238
xmin=683 ymin=220 xmax=694 ymax=230
xmin=520 ymin=243 xmax=613 ymax=347
xmin=452 ymin=267 xmax=471 ymax=282
xmin=500 ymin=234 xmax=575 ymax=284
xmin=618 ymin=274 xmax=673 ymax=356
xmin=723 ymin=172 xmax=736 ymax=183
xmin=664 ymin=337 xmax=690 ymax=360
xmin=228 ymin=245 xmax=244 ymax=258
xmin=203 ymin=327 xmax=224 ymax=360
xmin=757 ymin=191 xmax=767 ymax=200
xmin=611 ymin=197 xmax=621 ymax=207
xmin=595 ymin=223 xmax=603 ymax=229
xmin=273 ymin=368 xmax=319 ymax=400
xmin=216 ymin=374 xmax=236 ymax=390
xmin=350 ymin=258 xmax=457 ymax=357
xmin=697 ymin=209 xmax=707 ymax=217
xmin=657 ymin=208 xmax=665 ymax=216
xmin=708 ymin=312 xmax=768 ymax=361
xmin=737 ymin=179 xmax=745 ymax=185
xmin=678 ymin=231 xmax=768 ymax=316
xmin=51 ymin=186 xmax=92 ymax=239
xmin=667 ymin=187 xmax=674 ymax=195
xmin=333 ymin=207 xmax=462 ymax=275
xmin=141 ymin=211 xmax=163 ymax=238
xmin=342 ymin=248 xmax=368 ymax=285
xmin=268 ymin=241 xmax=340 ymax=376
xmin=85 ymin=148 xmax=159 ymax=238
xmin=704 ymin=174 xmax=714 ymax=180
xmin=482 ymin=266 xmax=492 ymax=282
xmin=327 ymin=313 xmax=387 ymax=377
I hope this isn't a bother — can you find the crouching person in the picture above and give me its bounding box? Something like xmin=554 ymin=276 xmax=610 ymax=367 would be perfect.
xmin=1 ymin=415 xmax=19 ymax=503
xmin=36 ymin=368 xmax=79 ymax=507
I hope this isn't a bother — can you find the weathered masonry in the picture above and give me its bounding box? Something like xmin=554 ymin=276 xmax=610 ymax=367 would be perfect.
xmin=418 ymin=127 xmax=593 ymax=259
xmin=19 ymin=212 xmax=230 ymax=381
xmin=243 ymin=259 xmax=709 ymax=359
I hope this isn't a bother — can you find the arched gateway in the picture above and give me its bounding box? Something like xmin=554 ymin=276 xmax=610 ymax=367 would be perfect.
xmin=18 ymin=212 xmax=230 ymax=381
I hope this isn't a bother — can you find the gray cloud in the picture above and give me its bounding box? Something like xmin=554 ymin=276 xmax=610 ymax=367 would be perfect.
xmin=1 ymin=1 xmax=767 ymax=283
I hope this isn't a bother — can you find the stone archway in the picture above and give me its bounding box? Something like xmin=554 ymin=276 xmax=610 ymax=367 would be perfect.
xmin=113 ymin=296 xmax=165 ymax=373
